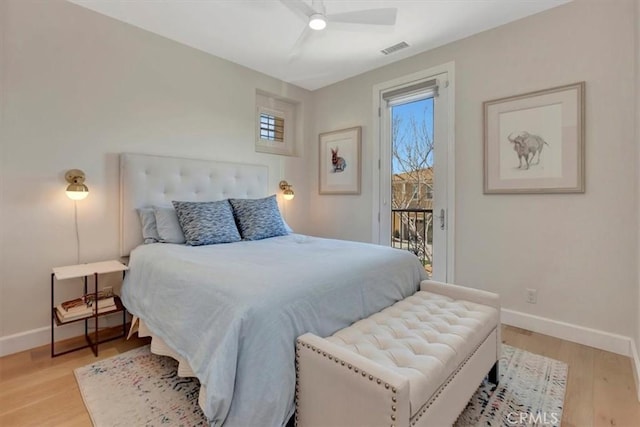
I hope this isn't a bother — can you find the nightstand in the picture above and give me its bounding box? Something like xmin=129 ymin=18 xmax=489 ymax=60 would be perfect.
xmin=51 ymin=260 xmax=128 ymax=357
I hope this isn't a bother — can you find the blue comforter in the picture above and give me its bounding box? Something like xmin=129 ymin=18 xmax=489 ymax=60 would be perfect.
xmin=122 ymin=234 xmax=426 ymax=426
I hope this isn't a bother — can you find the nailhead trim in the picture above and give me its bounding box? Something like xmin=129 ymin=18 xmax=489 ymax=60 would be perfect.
xmin=295 ymin=342 xmax=301 ymax=425
xmin=295 ymin=338 xmax=398 ymax=426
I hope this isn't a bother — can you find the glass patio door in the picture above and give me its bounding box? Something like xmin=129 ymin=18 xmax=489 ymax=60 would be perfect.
xmin=378 ymin=72 xmax=450 ymax=281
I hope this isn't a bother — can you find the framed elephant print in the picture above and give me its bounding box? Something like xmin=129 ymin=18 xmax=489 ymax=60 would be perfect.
xmin=483 ymin=82 xmax=585 ymax=194
xmin=319 ymin=127 xmax=361 ymax=195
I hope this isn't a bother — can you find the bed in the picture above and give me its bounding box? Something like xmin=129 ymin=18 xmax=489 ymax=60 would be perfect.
xmin=119 ymin=153 xmax=427 ymax=426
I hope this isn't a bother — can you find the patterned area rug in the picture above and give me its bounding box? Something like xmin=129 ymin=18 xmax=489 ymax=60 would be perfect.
xmin=75 ymin=344 xmax=566 ymax=426
xmin=455 ymin=345 xmax=567 ymax=426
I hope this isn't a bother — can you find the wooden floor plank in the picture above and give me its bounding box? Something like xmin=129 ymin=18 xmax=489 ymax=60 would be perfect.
xmin=0 ymin=326 xmax=638 ymax=426
xmin=592 ymin=349 xmax=640 ymax=426
xmin=562 ymin=340 xmax=595 ymax=427
xmin=0 ymin=330 xmax=149 ymax=426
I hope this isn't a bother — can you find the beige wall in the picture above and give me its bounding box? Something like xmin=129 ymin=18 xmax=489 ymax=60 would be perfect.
xmin=310 ymin=0 xmax=637 ymax=338
xmin=0 ymin=0 xmax=313 ymax=340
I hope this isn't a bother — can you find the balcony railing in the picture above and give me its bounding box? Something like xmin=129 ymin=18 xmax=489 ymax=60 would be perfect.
xmin=391 ymin=208 xmax=433 ymax=274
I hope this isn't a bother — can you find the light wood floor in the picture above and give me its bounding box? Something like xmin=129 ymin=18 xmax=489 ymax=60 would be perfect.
xmin=0 ymin=325 xmax=639 ymax=426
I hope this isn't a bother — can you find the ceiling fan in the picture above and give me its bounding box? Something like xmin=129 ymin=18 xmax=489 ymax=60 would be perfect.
xmin=279 ymin=0 xmax=398 ymax=57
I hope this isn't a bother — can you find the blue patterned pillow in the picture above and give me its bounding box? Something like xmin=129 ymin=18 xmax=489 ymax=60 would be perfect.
xmin=229 ymin=195 xmax=288 ymax=241
xmin=172 ymin=200 xmax=241 ymax=246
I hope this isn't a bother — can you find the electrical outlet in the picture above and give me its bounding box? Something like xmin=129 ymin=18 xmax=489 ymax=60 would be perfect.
xmin=102 ymin=286 xmax=113 ymax=297
xmin=526 ymin=288 xmax=537 ymax=304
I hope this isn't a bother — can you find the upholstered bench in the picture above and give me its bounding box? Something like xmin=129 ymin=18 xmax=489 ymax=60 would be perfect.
xmin=295 ymin=280 xmax=500 ymax=427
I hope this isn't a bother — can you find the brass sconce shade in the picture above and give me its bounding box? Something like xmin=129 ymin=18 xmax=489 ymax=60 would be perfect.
xmin=65 ymin=169 xmax=89 ymax=200
xmin=279 ymin=180 xmax=295 ymax=201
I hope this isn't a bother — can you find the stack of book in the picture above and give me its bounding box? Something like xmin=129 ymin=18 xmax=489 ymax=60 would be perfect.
xmin=56 ymin=293 xmax=116 ymax=322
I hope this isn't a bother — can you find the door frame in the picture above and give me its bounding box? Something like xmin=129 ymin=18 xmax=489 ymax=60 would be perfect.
xmin=371 ymin=62 xmax=456 ymax=282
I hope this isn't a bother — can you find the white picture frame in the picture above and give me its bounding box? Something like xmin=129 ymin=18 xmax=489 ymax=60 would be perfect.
xmin=483 ymin=82 xmax=585 ymax=194
xmin=319 ymin=127 xmax=361 ymax=195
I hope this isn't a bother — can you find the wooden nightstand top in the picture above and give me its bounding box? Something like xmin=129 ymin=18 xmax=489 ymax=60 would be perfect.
xmin=52 ymin=260 xmax=128 ymax=280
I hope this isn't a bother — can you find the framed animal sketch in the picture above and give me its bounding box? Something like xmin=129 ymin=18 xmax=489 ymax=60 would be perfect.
xmin=483 ymin=82 xmax=585 ymax=194
xmin=319 ymin=126 xmax=361 ymax=195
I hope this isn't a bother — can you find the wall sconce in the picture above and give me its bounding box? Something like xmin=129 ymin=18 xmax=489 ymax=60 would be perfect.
xmin=279 ymin=180 xmax=295 ymax=201
xmin=65 ymin=169 xmax=89 ymax=200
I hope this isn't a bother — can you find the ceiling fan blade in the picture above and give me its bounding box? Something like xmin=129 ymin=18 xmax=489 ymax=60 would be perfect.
xmin=327 ymin=8 xmax=397 ymax=26
xmin=289 ymin=25 xmax=313 ymax=61
xmin=279 ymin=0 xmax=316 ymax=19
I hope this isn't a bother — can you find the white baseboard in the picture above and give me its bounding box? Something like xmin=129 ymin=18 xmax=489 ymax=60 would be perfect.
xmin=1 ymin=326 xmax=52 ymax=357
xmin=0 ymin=315 xmax=129 ymax=357
xmin=501 ymin=308 xmax=632 ymax=356
xmin=631 ymin=339 xmax=640 ymax=402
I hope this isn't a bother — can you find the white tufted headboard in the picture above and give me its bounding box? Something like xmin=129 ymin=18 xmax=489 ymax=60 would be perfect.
xmin=120 ymin=153 xmax=269 ymax=256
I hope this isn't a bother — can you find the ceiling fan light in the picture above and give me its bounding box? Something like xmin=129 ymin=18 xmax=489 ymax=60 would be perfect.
xmin=308 ymin=13 xmax=327 ymax=30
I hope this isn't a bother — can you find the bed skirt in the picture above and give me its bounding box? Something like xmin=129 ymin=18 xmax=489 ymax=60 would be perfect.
xmin=129 ymin=316 xmax=209 ymax=414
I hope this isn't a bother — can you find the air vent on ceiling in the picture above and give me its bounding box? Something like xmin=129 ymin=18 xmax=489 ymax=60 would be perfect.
xmin=381 ymin=41 xmax=409 ymax=55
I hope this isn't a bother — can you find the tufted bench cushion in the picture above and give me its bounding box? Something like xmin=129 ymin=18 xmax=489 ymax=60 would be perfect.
xmin=296 ymin=280 xmax=501 ymax=427
xmin=325 ymin=290 xmax=498 ymax=415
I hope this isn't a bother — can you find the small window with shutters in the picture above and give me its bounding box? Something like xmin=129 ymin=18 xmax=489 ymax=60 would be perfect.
xmin=256 ymin=92 xmax=297 ymax=156
xmin=259 ymin=113 xmax=284 ymax=142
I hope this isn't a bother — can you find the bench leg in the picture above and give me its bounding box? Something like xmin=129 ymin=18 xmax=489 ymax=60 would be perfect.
xmin=488 ymin=361 xmax=499 ymax=385
xmin=285 ymin=414 xmax=295 ymax=427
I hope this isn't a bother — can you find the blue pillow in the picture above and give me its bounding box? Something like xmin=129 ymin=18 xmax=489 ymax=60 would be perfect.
xmin=137 ymin=208 xmax=160 ymax=244
xmin=153 ymin=207 xmax=186 ymax=244
xmin=229 ymin=195 xmax=288 ymax=241
xmin=172 ymin=200 xmax=241 ymax=246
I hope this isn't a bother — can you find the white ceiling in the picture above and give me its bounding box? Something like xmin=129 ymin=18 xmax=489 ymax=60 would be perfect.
xmin=68 ymin=0 xmax=569 ymax=91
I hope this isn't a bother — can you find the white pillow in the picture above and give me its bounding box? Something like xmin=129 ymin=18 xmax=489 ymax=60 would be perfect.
xmin=153 ymin=207 xmax=186 ymax=244
xmin=137 ymin=208 xmax=160 ymax=244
